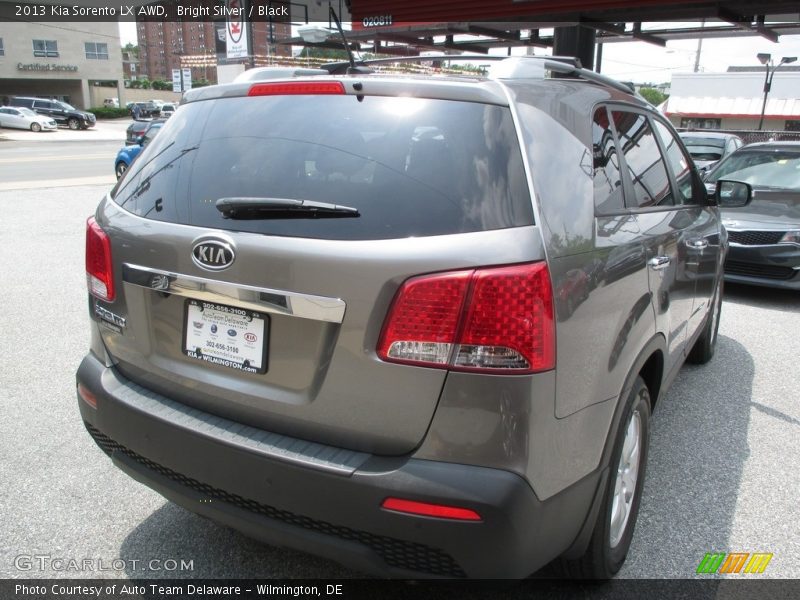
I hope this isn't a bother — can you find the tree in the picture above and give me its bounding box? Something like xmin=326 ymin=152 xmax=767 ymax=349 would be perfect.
xmin=122 ymin=43 xmax=139 ymax=58
xmin=639 ymin=87 xmax=668 ymax=107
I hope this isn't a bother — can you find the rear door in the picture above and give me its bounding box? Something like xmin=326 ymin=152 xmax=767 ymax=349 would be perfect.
xmin=651 ymin=119 xmax=720 ymax=339
xmin=611 ymin=108 xmax=695 ymax=370
xmin=96 ymin=88 xmax=536 ymax=455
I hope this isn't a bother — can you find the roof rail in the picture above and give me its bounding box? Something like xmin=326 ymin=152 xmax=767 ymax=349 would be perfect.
xmin=319 ymin=54 xmax=636 ymax=94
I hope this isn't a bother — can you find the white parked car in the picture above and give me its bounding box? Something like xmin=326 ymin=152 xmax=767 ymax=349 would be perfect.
xmin=160 ymin=103 xmax=176 ymax=118
xmin=0 ymin=106 xmax=58 ymax=132
xmin=103 ymin=98 xmax=120 ymax=108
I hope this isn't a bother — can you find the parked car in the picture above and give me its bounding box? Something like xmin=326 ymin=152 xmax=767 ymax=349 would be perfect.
xmin=9 ymin=96 xmax=96 ymax=129
xmin=103 ymin=98 xmax=120 ymax=108
xmin=679 ymin=131 xmax=744 ymax=173
xmin=114 ymin=119 xmax=165 ymax=179
xmin=703 ymin=142 xmax=800 ymax=289
xmin=160 ymin=103 xmax=176 ymax=118
xmin=78 ymin=57 xmax=748 ymax=579
xmin=125 ymin=119 xmax=152 ymax=144
xmin=130 ymin=101 xmax=159 ymax=118
xmin=0 ymin=106 xmax=57 ymax=132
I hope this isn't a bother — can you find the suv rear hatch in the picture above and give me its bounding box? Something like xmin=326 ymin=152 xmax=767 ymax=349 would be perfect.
xmin=91 ymin=80 xmax=536 ymax=455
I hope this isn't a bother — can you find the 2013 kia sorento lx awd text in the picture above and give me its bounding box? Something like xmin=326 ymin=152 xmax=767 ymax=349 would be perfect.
xmin=77 ymin=56 xmax=750 ymax=579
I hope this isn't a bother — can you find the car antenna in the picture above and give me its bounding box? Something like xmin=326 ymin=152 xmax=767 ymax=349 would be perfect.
xmin=329 ymin=6 xmax=370 ymax=74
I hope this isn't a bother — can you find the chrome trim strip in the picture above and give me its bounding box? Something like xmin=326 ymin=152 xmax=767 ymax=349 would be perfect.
xmin=122 ymin=263 xmax=346 ymax=323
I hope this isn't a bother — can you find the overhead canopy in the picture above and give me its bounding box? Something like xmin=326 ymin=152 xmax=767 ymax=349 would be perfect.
xmin=280 ymin=0 xmax=800 ymax=55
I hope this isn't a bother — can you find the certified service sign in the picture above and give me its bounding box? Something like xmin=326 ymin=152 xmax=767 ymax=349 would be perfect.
xmin=225 ymin=0 xmax=249 ymax=59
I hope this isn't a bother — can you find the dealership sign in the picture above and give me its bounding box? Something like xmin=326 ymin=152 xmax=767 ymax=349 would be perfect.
xmin=225 ymin=0 xmax=249 ymax=60
xmin=17 ymin=63 xmax=78 ymax=72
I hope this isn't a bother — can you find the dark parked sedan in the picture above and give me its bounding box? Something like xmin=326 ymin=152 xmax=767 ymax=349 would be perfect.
xmin=704 ymin=142 xmax=800 ymax=290
xmin=679 ymin=131 xmax=743 ymax=173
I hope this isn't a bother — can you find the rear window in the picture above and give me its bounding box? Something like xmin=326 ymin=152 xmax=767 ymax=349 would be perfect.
xmin=111 ymin=94 xmax=533 ymax=240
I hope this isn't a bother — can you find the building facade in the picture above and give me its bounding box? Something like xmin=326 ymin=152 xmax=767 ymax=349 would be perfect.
xmin=136 ymin=11 xmax=291 ymax=85
xmin=663 ymin=70 xmax=800 ymax=131
xmin=0 ymin=21 xmax=123 ymax=109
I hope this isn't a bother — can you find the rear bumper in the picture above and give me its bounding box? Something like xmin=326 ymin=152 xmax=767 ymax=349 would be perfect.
xmin=77 ymin=353 xmax=602 ymax=578
xmin=724 ymin=244 xmax=800 ymax=290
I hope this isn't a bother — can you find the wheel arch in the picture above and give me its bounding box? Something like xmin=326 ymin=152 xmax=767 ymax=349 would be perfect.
xmin=561 ymin=333 xmax=666 ymax=559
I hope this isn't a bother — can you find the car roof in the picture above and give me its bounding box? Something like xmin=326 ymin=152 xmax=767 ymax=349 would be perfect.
xmin=737 ymin=141 xmax=800 ymax=151
xmin=679 ymin=131 xmax=740 ymax=140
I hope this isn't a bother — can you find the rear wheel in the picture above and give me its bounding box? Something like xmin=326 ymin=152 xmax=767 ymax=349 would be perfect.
xmin=30 ymin=122 xmax=42 ymax=132
xmin=115 ymin=161 xmax=128 ymax=180
xmin=68 ymin=118 xmax=80 ymax=130
xmin=687 ymin=280 xmax=722 ymax=364
xmin=558 ymin=376 xmax=651 ymax=579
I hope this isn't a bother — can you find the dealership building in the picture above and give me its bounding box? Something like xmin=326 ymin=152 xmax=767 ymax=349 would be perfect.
xmin=0 ymin=21 xmax=124 ymax=109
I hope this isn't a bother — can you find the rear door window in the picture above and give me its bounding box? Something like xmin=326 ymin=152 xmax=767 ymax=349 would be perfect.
xmin=612 ymin=110 xmax=672 ymax=209
xmin=111 ymin=94 xmax=533 ymax=241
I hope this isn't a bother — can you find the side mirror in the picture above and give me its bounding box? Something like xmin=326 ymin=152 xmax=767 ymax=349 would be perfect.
xmin=715 ymin=180 xmax=753 ymax=208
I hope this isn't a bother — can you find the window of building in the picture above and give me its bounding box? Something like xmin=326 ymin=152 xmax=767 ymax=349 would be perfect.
xmin=785 ymin=120 xmax=800 ymax=132
xmin=679 ymin=118 xmax=721 ymax=130
xmin=85 ymin=42 xmax=109 ymax=60
xmin=33 ymin=39 xmax=58 ymax=57
xmin=0 ymin=38 xmax=4 ymax=56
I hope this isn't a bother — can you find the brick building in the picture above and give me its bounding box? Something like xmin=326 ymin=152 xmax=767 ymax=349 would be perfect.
xmin=136 ymin=4 xmax=291 ymax=85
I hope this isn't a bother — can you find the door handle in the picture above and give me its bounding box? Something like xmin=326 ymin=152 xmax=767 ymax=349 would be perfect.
xmin=648 ymin=256 xmax=671 ymax=271
xmin=687 ymin=239 xmax=709 ymax=250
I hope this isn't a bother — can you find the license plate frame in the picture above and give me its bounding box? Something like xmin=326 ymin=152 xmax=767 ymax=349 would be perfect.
xmin=182 ymin=299 xmax=269 ymax=374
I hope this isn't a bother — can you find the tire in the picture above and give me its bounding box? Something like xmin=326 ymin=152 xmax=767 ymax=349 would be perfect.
xmin=687 ymin=280 xmax=722 ymax=365
xmin=30 ymin=122 xmax=42 ymax=132
xmin=68 ymin=118 xmax=80 ymax=130
xmin=558 ymin=377 xmax=651 ymax=579
xmin=115 ymin=161 xmax=128 ymax=180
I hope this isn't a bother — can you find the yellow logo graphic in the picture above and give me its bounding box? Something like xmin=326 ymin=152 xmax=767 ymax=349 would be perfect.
xmin=697 ymin=552 xmax=773 ymax=574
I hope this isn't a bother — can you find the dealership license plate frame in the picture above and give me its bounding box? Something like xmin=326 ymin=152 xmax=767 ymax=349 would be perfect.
xmin=182 ymin=299 xmax=269 ymax=374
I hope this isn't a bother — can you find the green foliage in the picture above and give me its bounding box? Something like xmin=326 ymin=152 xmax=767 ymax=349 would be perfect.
xmin=122 ymin=43 xmax=139 ymax=57
xmin=639 ymin=87 xmax=668 ymax=106
xmin=192 ymin=79 xmax=211 ymax=88
xmin=88 ymin=107 xmax=131 ymax=119
xmin=151 ymin=80 xmax=172 ymax=91
xmin=129 ymin=79 xmax=151 ymax=90
xmin=298 ymin=47 xmax=350 ymax=60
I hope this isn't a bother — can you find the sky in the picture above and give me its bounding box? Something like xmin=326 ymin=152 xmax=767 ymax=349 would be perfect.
xmin=118 ymin=21 xmax=800 ymax=84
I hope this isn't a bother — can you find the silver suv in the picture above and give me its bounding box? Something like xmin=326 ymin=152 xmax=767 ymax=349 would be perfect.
xmin=77 ymin=57 xmax=744 ymax=578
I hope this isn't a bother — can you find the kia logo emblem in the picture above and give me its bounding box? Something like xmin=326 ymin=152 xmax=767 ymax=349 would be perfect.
xmin=192 ymin=240 xmax=235 ymax=271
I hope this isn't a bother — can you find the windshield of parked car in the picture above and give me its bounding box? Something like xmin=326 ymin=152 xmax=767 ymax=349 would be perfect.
xmin=706 ymin=149 xmax=800 ymax=191
xmin=685 ymin=146 xmax=723 ymax=161
xmin=18 ymin=108 xmax=38 ymax=117
xmin=57 ymin=102 xmax=77 ymax=111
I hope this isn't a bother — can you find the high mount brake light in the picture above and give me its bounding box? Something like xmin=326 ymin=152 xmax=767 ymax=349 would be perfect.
xmin=377 ymin=263 xmax=555 ymax=374
xmin=85 ymin=216 xmax=115 ymax=302
xmin=247 ymin=82 xmax=345 ymax=96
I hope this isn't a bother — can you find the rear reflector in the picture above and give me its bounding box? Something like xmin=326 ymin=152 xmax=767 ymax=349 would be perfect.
xmin=248 ymin=82 xmax=345 ymax=96
xmin=381 ymin=498 xmax=482 ymax=522
xmin=85 ymin=217 xmax=115 ymax=302
xmin=378 ymin=262 xmax=554 ymax=374
xmin=77 ymin=383 xmax=97 ymax=409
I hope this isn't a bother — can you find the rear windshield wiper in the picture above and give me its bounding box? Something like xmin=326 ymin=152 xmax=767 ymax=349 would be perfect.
xmin=215 ymin=197 xmax=360 ymax=219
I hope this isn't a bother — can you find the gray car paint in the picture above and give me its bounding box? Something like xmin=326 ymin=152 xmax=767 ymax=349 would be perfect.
xmin=87 ymin=73 xmax=724 ymax=508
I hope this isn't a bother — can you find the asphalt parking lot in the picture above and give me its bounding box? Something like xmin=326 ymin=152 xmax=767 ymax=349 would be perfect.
xmin=1 ymin=183 xmax=798 ymax=581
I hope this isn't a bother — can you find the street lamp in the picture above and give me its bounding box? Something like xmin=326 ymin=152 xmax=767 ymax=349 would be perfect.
xmin=757 ymin=53 xmax=797 ymax=130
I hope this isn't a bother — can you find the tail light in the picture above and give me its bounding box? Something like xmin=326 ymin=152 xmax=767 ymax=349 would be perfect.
xmin=248 ymin=82 xmax=345 ymax=96
xmin=85 ymin=216 xmax=115 ymax=302
xmin=378 ymin=262 xmax=555 ymax=374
